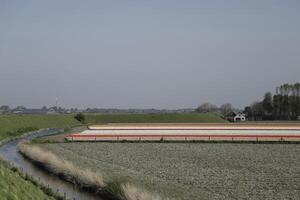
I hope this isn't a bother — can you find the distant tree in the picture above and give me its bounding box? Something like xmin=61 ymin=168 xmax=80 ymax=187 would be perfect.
xmin=280 ymin=83 xmax=292 ymax=119
xmin=273 ymin=93 xmax=280 ymax=120
xmin=196 ymin=102 xmax=218 ymax=113
xmin=262 ymin=92 xmax=273 ymax=119
xmin=245 ymin=82 xmax=300 ymax=121
xmin=294 ymin=83 xmax=300 ymax=118
xmin=244 ymin=106 xmax=253 ymax=120
xmin=289 ymin=83 xmax=300 ymax=119
xmin=41 ymin=106 xmax=47 ymax=111
xmin=0 ymin=105 xmax=10 ymax=110
xmin=251 ymin=102 xmax=264 ymax=120
xmin=220 ymin=103 xmax=233 ymax=116
xmin=262 ymin=92 xmax=273 ymax=113
xmin=0 ymin=105 xmax=10 ymax=111
xmin=14 ymin=106 xmax=26 ymax=110
xmin=74 ymin=113 xmax=85 ymax=123
xmin=0 ymin=105 xmax=10 ymax=114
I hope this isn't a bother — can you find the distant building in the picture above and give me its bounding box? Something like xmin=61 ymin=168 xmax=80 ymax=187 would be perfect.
xmin=11 ymin=108 xmax=48 ymax=114
xmin=11 ymin=106 xmax=26 ymax=114
xmin=225 ymin=111 xmax=246 ymax=122
xmin=234 ymin=113 xmax=246 ymax=122
xmin=22 ymin=109 xmax=47 ymax=114
xmin=225 ymin=112 xmax=235 ymax=122
xmin=47 ymin=107 xmax=58 ymax=114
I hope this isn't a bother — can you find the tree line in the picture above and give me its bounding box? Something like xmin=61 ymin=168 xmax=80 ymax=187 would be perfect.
xmin=196 ymin=102 xmax=236 ymax=116
xmin=245 ymin=83 xmax=300 ymax=120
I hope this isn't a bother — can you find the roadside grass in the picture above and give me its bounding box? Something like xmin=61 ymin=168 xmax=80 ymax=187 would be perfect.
xmin=0 ymin=114 xmax=80 ymax=141
xmin=0 ymin=158 xmax=58 ymax=200
xmin=84 ymin=113 xmax=227 ymax=124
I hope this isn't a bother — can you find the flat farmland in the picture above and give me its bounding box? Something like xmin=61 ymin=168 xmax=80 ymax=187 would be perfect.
xmin=84 ymin=113 xmax=227 ymax=124
xmin=66 ymin=123 xmax=300 ymax=142
xmin=39 ymin=142 xmax=300 ymax=200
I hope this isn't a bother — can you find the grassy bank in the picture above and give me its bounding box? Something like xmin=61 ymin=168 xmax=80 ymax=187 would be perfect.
xmin=85 ymin=113 xmax=227 ymax=124
xmin=0 ymin=114 xmax=80 ymax=141
xmin=18 ymin=142 xmax=165 ymax=200
xmin=0 ymin=114 xmax=80 ymax=200
xmin=0 ymin=158 xmax=59 ymax=200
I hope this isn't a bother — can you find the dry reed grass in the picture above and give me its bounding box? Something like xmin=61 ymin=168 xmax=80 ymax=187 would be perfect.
xmin=18 ymin=141 xmax=167 ymax=200
xmin=121 ymin=183 xmax=166 ymax=200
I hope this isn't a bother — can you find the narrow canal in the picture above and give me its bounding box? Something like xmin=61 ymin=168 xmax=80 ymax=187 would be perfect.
xmin=0 ymin=129 xmax=100 ymax=200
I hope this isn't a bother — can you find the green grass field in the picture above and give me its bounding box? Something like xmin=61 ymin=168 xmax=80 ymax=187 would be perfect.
xmin=0 ymin=114 xmax=80 ymax=200
xmin=0 ymin=158 xmax=55 ymax=200
xmin=0 ymin=114 xmax=80 ymax=141
xmin=84 ymin=113 xmax=227 ymax=124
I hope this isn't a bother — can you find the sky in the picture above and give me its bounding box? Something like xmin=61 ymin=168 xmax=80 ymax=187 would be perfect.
xmin=0 ymin=0 xmax=300 ymax=109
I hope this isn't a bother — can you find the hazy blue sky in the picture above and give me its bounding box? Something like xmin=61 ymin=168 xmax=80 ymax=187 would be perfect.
xmin=1 ymin=0 xmax=299 ymax=109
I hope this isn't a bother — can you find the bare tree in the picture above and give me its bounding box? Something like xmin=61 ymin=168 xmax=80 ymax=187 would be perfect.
xmin=196 ymin=102 xmax=218 ymax=113
xmin=220 ymin=103 xmax=233 ymax=116
xmin=262 ymin=92 xmax=273 ymax=119
xmin=251 ymin=102 xmax=264 ymax=120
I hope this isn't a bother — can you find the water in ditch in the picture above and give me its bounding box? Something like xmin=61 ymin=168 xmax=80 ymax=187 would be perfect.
xmin=0 ymin=129 xmax=101 ymax=200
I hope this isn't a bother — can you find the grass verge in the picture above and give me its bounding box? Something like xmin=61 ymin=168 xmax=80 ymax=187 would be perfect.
xmin=0 ymin=114 xmax=80 ymax=141
xmin=0 ymin=157 xmax=64 ymax=200
xmin=18 ymin=141 xmax=167 ymax=200
xmin=0 ymin=115 xmax=80 ymax=199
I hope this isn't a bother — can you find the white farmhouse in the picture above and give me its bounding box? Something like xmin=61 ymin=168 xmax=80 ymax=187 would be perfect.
xmin=234 ymin=113 xmax=246 ymax=122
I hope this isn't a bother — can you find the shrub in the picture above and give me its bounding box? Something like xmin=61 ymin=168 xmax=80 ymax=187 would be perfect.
xmin=74 ymin=113 xmax=85 ymax=123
